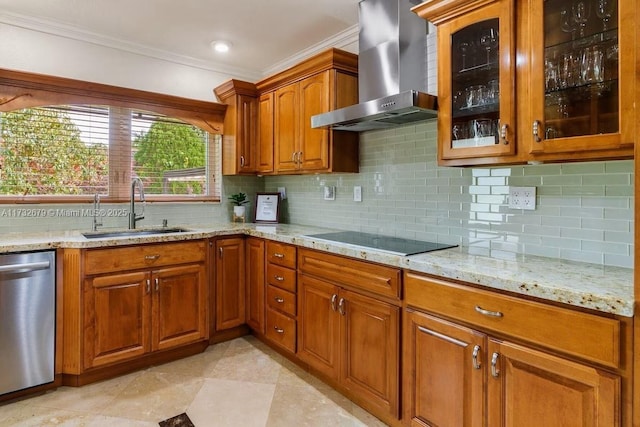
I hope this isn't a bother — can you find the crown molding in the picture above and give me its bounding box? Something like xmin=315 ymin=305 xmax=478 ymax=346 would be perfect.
xmin=0 ymin=11 xmax=263 ymax=82
xmin=260 ymin=24 xmax=359 ymax=78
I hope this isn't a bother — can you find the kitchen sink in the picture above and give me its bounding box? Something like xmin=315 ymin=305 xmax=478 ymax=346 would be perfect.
xmin=82 ymin=227 xmax=191 ymax=239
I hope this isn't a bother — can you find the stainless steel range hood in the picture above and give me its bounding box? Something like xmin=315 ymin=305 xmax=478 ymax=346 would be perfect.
xmin=311 ymin=0 xmax=437 ymax=132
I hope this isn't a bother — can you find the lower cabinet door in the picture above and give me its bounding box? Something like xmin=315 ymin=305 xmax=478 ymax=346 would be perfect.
xmin=84 ymin=271 xmax=151 ymax=368
xmin=153 ymin=264 xmax=207 ymax=351
xmin=297 ymin=274 xmax=340 ymax=379
xmin=403 ymin=309 xmax=485 ymax=427
xmin=341 ymin=289 xmax=400 ymax=418
xmin=246 ymin=238 xmax=266 ymax=334
xmin=215 ymin=237 xmax=246 ymax=331
xmin=487 ymin=339 xmax=621 ymax=427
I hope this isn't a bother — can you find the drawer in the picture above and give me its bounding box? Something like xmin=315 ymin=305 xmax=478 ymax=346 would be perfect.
xmin=404 ymin=272 xmax=621 ymax=368
xmin=265 ymin=307 xmax=296 ymax=353
xmin=266 ymin=241 xmax=296 ymax=269
xmin=298 ymin=248 xmax=401 ymax=300
xmin=267 ymin=263 xmax=297 ymax=292
xmin=266 ymin=284 xmax=296 ymax=317
xmin=85 ymin=240 xmax=206 ymax=275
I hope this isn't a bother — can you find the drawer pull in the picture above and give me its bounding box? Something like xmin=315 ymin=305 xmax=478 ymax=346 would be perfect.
xmin=274 ymin=326 xmax=284 ymax=334
xmin=338 ymin=297 xmax=346 ymax=316
xmin=274 ymin=297 xmax=285 ymax=303
xmin=475 ymin=305 xmax=503 ymax=318
xmin=472 ymin=345 xmax=481 ymax=370
xmin=274 ymin=275 xmax=284 ymax=281
xmin=273 ymin=253 xmax=285 ymax=259
xmin=491 ymin=352 xmax=500 ymax=378
xmin=331 ymin=294 xmax=338 ymax=311
xmin=145 ymin=254 xmax=160 ymax=260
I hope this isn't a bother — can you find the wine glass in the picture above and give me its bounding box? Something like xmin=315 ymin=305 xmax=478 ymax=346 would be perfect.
xmin=595 ymin=0 xmax=615 ymax=31
xmin=479 ymin=28 xmax=499 ymax=65
xmin=560 ymin=6 xmax=577 ymax=40
xmin=457 ymin=40 xmax=472 ymax=70
xmin=573 ymin=1 xmax=591 ymax=38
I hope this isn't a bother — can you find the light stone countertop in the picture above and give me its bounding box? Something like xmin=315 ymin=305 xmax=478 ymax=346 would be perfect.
xmin=0 ymin=222 xmax=634 ymax=317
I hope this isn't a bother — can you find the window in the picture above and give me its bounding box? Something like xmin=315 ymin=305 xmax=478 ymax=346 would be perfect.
xmin=0 ymin=68 xmax=226 ymax=203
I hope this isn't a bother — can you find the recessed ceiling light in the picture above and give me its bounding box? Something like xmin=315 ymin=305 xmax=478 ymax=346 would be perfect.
xmin=210 ymin=40 xmax=231 ymax=53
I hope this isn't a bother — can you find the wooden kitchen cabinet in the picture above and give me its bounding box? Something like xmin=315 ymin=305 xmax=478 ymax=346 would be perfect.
xmin=413 ymin=0 xmax=635 ymax=166
xmin=257 ymin=48 xmax=360 ymax=175
xmin=214 ymin=80 xmax=259 ymax=175
xmin=214 ymin=237 xmax=246 ymax=331
xmin=245 ymin=237 xmax=265 ymax=333
xmin=297 ymin=249 xmax=401 ymax=419
xmin=62 ymin=241 xmax=208 ymax=379
xmin=257 ymin=92 xmax=275 ymax=174
xmin=403 ymin=271 xmax=625 ymax=426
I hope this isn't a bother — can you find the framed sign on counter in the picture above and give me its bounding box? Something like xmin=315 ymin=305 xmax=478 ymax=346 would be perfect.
xmin=254 ymin=193 xmax=280 ymax=223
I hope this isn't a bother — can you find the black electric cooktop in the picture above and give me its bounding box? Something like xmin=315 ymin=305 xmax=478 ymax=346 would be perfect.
xmin=305 ymin=231 xmax=457 ymax=256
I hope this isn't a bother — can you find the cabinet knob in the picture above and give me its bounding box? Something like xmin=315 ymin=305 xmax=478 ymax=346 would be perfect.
xmin=274 ymin=326 xmax=285 ymax=334
xmin=274 ymin=297 xmax=285 ymax=303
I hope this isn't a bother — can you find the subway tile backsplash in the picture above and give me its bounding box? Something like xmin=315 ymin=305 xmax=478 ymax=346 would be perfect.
xmin=266 ymin=121 xmax=634 ymax=268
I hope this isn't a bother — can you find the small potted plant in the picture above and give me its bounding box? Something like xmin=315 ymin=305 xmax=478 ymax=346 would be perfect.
xmin=228 ymin=192 xmax=249 ymax=220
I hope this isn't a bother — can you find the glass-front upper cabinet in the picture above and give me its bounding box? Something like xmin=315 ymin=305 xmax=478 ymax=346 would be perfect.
xmin=415 ymin=0 xmax=517 ymax=166
xmin=528 ymin=0 xmax=633 ymax=161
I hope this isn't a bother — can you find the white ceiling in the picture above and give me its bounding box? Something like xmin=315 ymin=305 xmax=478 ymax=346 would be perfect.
xmin=0 ymin=0 xmax=361 ymax=81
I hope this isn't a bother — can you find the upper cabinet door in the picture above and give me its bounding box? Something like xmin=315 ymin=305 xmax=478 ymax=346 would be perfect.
xmin=299 ymin=71 xmax=330 ymax=171
xmin=526 ymin=0 xmax=634 ymax=161
xmin=274 ymin=83 xmax=300 ymax=173
xmin=434 ymin=0 xmax=517 ymax=165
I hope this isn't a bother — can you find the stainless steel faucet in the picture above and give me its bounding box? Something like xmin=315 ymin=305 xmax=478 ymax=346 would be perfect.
xmin=129 ymin=178 xmax=145 ymax=229
xmin=92 ymin=193 xmax=103 ymax=231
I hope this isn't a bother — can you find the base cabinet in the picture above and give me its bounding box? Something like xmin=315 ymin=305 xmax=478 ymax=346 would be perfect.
xmin=403 ymin=270 xmax=624 ymax=427
xmin=245 ymin=237 xmax=265 ymax=333
xmin=297 ymin=249 xmax=401 ymax=419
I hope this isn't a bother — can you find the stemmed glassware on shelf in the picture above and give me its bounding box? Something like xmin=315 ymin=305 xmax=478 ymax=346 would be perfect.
xmin=457 ymin=40 xmax=473 ymax=70
xmin=479 ymin=28 xmax=499 ymax=65
xmin=573 ymin=1 xmax=591 ymax=37
xmin=595 ymin=0 xmax=615 ymax=31
xmin=561 ymin=6 xmax=577 ymax=40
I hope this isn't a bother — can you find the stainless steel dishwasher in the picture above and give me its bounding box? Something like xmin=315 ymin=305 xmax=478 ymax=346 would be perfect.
xmin=0 ymin=250 xmax=55 ymax=395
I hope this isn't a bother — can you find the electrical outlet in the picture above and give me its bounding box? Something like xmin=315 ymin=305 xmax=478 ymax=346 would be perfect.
xmin=353 ymin=186 xmax=362 ymax=202
xmin=509 ymin=186 xmax=536 ymax=210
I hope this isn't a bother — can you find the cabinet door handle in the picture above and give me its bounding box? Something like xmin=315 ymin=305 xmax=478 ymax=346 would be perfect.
xmin=240 ymin=155 xmax=245 ymax=167
xmin=274 ymin=275 xmax=284 ymax=281
xmin=297 ymin=151 xmax=303 ymax=165
xmin=338 ymin=297 xmax=346 ymax=315
xmin=475 ymin=305 xmax=503 ymax=318
xmin=491 ymin=352 xmax=500 ymax=378
xmin=274 ymin=297 xmax=285 ymax=303
xmin=146 ymin=279 xmax=151 ymax=294
xmin=532 ymin=120 xmax=542 ymax=143
xmin=472 ymin=345 xmax=482 ymax=369
xmin=274 ymin=326 xmax=285 ymax=334
xmin=145 ymin=254 xmax=160 ymax=260
xmin=219 ymin=247 xmax=223 ymax=258
xmin=291 ymin=151 xmax=297 ymax=163
xmin=331 ymin=294 xmax=338 ymax=311
xmin=500 ymin=123 xmax=509 ymax=145
xmin=273 ymin=253 xmax=284 ymax=259
xmin=154 ymin=277 xmax=159 ymax=292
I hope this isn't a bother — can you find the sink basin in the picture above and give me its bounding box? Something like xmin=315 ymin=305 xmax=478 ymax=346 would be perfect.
xmin=82 ymin=227 xmax=191 ymax=239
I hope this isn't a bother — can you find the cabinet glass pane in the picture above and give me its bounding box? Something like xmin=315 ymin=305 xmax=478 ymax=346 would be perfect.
xmin=543 ymin=0 xmax=618 ymax=139
xmin=450 ymin=19 xmax=500 ymax=149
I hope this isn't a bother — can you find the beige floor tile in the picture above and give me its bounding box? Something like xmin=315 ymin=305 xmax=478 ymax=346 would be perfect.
xmin=99 ymin=371 xmax=204 ymax=422
xmin=187 ymin=378 xmax=275 ymax=427
xmin=148 ymin=341 xmax=229 ymax=378
xmin=207 ymin=346 xmax=282 ymax=384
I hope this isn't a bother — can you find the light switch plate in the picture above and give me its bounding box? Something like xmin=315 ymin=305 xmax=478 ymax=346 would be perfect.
xmin=324 ymin=186 xmax=335 ymax=200
xmin=277 ymin=187 xmax=286 ymax=200
xmin=353 ymin=186 xmax=362 ymax=202
xmin=509 ymin=186 xmax=536 ymax=210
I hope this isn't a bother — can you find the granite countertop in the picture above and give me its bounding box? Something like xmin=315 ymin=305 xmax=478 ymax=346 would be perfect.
xmin=0 ymin=222 xmax=634 ymax=317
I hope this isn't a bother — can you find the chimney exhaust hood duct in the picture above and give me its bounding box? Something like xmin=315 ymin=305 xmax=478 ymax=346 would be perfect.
xmin=311 ymin=0 xmax=437 ymax=132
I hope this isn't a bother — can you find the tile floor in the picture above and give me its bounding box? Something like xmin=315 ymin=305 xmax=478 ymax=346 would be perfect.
xmin=0 ymin=336 xmax=388 ymax=426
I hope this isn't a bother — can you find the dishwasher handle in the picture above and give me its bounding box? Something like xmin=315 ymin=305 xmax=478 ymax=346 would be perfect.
xmin=0 ymin=261 xmax=51 ymax=274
